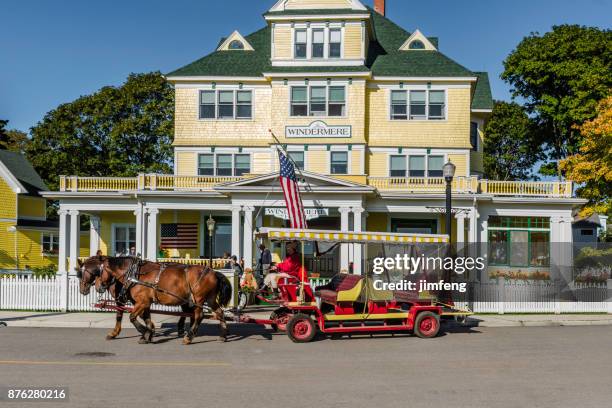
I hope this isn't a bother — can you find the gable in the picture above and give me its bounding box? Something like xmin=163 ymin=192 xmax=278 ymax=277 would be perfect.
xmin=271 ymin=0 xmax=366 ymax=12
xmin=217 ymin=31 xmax=255 ymax=51
xmin=399 ymin=29 xmax=437 ymax=51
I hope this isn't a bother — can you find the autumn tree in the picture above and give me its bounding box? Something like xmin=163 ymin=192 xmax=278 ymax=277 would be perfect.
xmin=560 ymin=96 xmax=612 ymax=216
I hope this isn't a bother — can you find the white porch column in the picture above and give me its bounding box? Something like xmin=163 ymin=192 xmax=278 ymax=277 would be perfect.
xmin=134 ymin=207 xmax=144 ymax=258
xmin=68 ymin=210 xmax=80 ymax=276
xmin=455 ymin=212 xmax=466 ymax=255
xmin=58 ymin=209 xmax=69 ymax=275
xmin=352 ymin=207 xmax=364 ymax=275
xmin=146 ymin=209 xmax=159 ymax=261
xmin=89 ymin=215 xmax=101 ymax=256
xmin=468 ymin=208 xmax=478 ymax=256
xmin=231 ymin=205 xmax=242 ymax=260
xmin=242 ymin=206 xmax=254 ymax=269
xmin=339 ymin=207 xmax=351 ymax=272
xmin=551 ymin=215 xmax=574 ymax=281
xmin=479 ymin=215 xmax=489 ymax=282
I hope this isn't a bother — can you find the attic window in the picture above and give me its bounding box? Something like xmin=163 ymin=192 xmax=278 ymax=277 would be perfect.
xmin=409 ymin=40 xmax=425 ymax=50
xmin=229 ymin=40 xmax=244 ymax=50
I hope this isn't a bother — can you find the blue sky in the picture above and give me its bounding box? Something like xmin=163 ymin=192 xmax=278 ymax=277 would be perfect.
xmin=1 ymin=0 xmax=610 ymax=132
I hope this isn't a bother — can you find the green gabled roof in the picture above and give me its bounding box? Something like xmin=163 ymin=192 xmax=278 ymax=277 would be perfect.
xmin=264 ymin=9 xmax=368 ymax=17
xmin=167 ymin=6 xmax=489 ymax=93
xmin=0 ymin=150 xmax=48 ymax=195
xmin=167 ymin=27 xmax=272 ymax=77
xmin=472 ymin=72 xmax=494 ymax=110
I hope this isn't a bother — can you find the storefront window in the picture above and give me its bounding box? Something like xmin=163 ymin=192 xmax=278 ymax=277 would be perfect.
xmin=488 ymin=217 xmax=550 ymax=267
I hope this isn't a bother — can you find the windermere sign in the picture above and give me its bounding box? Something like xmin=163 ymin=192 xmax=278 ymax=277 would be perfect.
xmin=286 ymin=121 xmax=351 ymax=138
xmin=265 ymin=208 xmax=329 ymax=221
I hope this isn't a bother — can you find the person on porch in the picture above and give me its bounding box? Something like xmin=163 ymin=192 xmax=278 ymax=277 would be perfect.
xmin=263 ymin=241 xmax=306 ymax=298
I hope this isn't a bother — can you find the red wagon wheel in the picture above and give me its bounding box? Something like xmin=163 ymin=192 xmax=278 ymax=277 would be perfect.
xmin=413 ymin=311 xmax=440 ymax=339
xmin=287 ymin=314 xmax=317 ymax=343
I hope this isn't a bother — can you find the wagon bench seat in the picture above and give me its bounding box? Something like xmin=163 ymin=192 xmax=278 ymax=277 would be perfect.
xmin=315 ymin=274 xmax=363 ymax=305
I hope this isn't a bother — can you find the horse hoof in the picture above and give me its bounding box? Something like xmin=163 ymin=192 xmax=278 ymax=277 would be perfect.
xmin=106 ymin=334 xmax=116 ymax=341
xmin=138 ymin=338 xmax=149 ymax=345
xmin=219 ymin=336 xmax=227 ymax=342
xmin=182 ymin=337 xmax=192 ymax=345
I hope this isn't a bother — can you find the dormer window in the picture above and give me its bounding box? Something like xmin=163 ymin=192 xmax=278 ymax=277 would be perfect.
xmin=228 ymin=40 xmax=244 ymax=50
xmin=409 ymin=40 xmax=425 ymax=50
xmin=295 ymin=29 xmax=307 ymax=59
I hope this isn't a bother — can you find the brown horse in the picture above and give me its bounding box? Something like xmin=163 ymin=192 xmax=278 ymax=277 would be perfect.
xmin=76 ymin=257 xmax=156 ymax=341
xmin=94 ymin=257 xmax=232 ymax=345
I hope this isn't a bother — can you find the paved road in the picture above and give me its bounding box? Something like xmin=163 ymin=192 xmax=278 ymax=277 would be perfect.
xmin=0 ymin=322 xmax=611 ymax=408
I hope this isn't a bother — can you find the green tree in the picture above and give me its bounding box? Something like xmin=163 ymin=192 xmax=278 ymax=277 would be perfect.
xmin=4 ymin=129 xmax=29 ymax=153
xmin=0 ymin=119 xmax=9 ymax=149
xmin=501 ymin=25 xmax=612 ymax=179
xmin=26 ymin=72 xmax=174 ymax=190
xmin=483 ymin=101 xmax=541 ymax=181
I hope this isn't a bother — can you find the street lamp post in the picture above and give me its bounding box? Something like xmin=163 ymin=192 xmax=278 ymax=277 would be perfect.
xmin=206 ymin=215 xmax=216 ymax=267
xmin=443 ymin=161 xmax=456 ymax=241
xmin=7 ymin=226 xmax=18 ymax=270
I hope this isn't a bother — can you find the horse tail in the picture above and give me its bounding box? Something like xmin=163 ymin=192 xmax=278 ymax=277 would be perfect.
xmin=215 ymin=272 xmax=233 ymax=308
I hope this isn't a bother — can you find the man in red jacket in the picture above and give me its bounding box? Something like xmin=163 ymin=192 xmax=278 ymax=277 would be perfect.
xmin=263 ymin=242 xmax=306 ymax=296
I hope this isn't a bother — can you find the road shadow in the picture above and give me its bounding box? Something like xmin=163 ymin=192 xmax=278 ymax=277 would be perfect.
xmin=0 ymin=312 xmax=67 ymax=322
xmin=153 ymin=322 xmax=275 ymax=345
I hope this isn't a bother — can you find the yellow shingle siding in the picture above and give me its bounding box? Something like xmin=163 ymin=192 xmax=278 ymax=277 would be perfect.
xmin=307 ymin=150 xmax=329 ymax=174
xmin=350 ymin=149 xmax=362 ymax=174
xmin=344 ymin=24 xmax=362 ymax=59
xmin=367 ymin=151 xmax=388 ymax=177
xmin=176 ymin=151 xmax=197 ymax=176
xmin=367 ymin=86 xmax=472 ymax=148
xmin=447 ymin=153 xmax=468 ymax=177
xmin=174 ymin=85 xmax=273 ymax=147
xmin=284 ymin=0 xmax=351 ymax=9
xmin=253 ymin=151 xmax=273 ymax=174
xmin=0 ymin=221 xmax=17 ymax=268
xmin=271 ymin=81 xmax=366 ymax=145
xmin=18 ymin=196 xmax=46 ymax=219
xmin=0 ymin=177 xmax=16 ymax=219
xmin=273 ymin=25 xmax=292 ymax=59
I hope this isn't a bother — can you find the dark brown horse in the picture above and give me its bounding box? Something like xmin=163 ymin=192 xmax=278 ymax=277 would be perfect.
xmin=93 ymin=257 xmax=232 ymax=345
xmin=77 ymin=257 xmax=155 ymax=340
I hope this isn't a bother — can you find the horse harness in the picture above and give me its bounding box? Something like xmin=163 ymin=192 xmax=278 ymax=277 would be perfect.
xmin=120 ymin=259 xmax=210 ymax=309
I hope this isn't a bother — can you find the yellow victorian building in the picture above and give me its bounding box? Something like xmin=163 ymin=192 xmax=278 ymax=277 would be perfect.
xmin=43 ymin=0 xmax=583 ymax=280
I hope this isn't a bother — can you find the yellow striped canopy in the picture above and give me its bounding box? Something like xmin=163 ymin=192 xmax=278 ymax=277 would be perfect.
xmin=256 ymin=228 xmax=449 ymax=244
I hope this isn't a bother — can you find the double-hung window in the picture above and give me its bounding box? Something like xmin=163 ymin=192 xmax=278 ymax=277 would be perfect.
xmin=428 ymin=90 xmax=445 ymax=120
xmin=310 ymin=86 xmax=327 ymax=116
xmin=328 ymin=86 xmax=346 ymax=116
xmin=199 ymin=90 xmax=252 ymax=120
xmin=427 ymin=156 xmax=444 ymax=177
xmin=391 ymin=91 xmax=408 ymax=120
xmin=114 ymin=225 xmax=136 ymax=256
xmin=390 ymin=156 xmax=407 ymax=177
xmin=198 ymin=153 xmax=250 ymax=177
xmin=408 ymin=156 xmax=425 ymax=177
xmin=312 ymin=29 xmax=325 ymax=58
xmin=295 ymin=29 xmax=307 ymax=59
xmin=330 ymin=151 xmax=348 ymax=174
xmin=329 ymin=29 xmax=342 ymax=58
xmin=288 ymin=151 xmax=305 ymax=171
xmin=391 ymin=90 xmax=446 ymax=120
xmin=409 ymin=91 xmax=427 ymax=120
xmin=290 ymin=85 xmax=346 ymax=117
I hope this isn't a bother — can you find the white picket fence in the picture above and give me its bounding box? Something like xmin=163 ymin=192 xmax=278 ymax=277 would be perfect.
xmin=0 ymin=275 xmax=610 ymax=314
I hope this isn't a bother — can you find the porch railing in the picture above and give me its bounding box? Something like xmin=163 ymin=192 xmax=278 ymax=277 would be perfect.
xmin=480 ymin=180 xmax=573 ymax=198
xmin=368 ymin=176 xmax=479 ymax=193
xmin=59 ymin=174 xmax=243 ymax=192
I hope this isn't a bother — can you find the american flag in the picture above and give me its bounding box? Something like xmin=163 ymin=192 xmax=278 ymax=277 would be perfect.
xmin=279 ymin=151 xmax=307 ymax=229
xmin=160 ymin=224 xmax=198 ymax=248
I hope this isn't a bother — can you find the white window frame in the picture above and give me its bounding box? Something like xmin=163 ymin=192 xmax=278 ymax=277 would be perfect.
xmin=388 ymin=89 xmax=448 ymax=121
xmin=198 ymin=89 xmax=253 ymax=121
xmin=387 ymin=153 xmax=448 ymax=177
xmin=291 ymin=24 xmax=344 ymax=60
xmin=111 ymin=224 xmax=136 ymax=257
xmin=41 ymin=232 xmax=59 ymax=256
xmin=289 ymin=84 xmax=347 ymax=118
xmin=329 ymin=149 xmax=350 ymax=175
xmin=197 ymin=153 xmax=252 ymax=177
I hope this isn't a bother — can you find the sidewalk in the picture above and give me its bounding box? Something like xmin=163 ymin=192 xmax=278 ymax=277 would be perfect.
xmin=2 ymin=310 xmax=612 ymax=329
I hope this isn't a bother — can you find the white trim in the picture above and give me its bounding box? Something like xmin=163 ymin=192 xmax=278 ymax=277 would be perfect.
xmin=166 ymin=76 xmax=267 ymax=82
xmin=0 ymin=161 xmax=24 ymax=193
xmin=288 ymin=83 xmax=348 ymax=119
xmin=471 ymin=108 xmax=493 ymax=113
xmin=399 ymin=29 xmax=437 ymax=51
xmin=195 ymin=152 xmax=253 ymax=177
xmin=386 ymin=152 xmax=448 ymax=178
xmin=368 ymin=147 xmax=469 ymax=154
xmin=197 ymin=88 xmax=254 ymax=121
xmin=216 ymin=31 xmax=254 ymax=51
xmin=387 ymin=88 xmax=448 ymax=122
xmin=271 ymin=59 xmax=364 ymax=67
xmin=372 ymin=76 xmax=478 ymax=82
xmin=264 ymin=71 xmax=371 ymax=78
xmin=268 ymin=0 xmax=367 ymax=12
xmin=264 ymin=14 xmax=370 ymax=21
